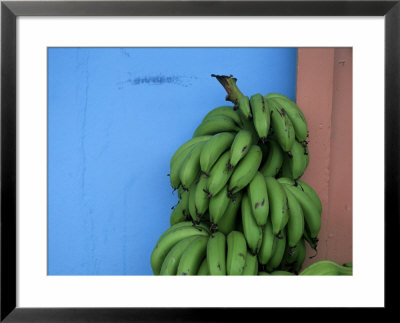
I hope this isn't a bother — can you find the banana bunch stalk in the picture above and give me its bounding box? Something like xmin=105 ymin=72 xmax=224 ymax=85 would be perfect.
xmin=151 ymin=75 xmax=350 ymax=276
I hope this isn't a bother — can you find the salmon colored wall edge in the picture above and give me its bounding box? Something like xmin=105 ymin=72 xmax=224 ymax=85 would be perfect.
xmin=296 ymin=48 xmax=353 ymax=268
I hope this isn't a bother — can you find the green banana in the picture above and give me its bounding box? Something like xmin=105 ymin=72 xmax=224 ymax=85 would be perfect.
xmin=169 ymin=144 xmax=196 ymax=190
xmin=260 ymin=139 xmax=284 ymax=177
xmin=291 ymin=238 xmax=307 ymax=273
xmin=170 ymin=135 xmax=212 ymax=170
xmin=194 ymin=174 xmax=210 ymax=218
xmin=209 ymin=184 xmax=231 ymax=225
xmin=151 ymin=224 xmax=210 ymax=275
xmin=188 ymin=182 xmax=202 ymax=223
xmin=269 ymin=270 xmax=295 ymax=276
xmin=242 ymin=252 xmax=259 ymax=275
xmin=202 ymin=105 xmax=243 ymax=127
xmin=237 ymin=95 xmax=252 ymax=120
xmin=286 ymin=140 xmax=308 ymax=179
xmin=207 ymin=150 xmax=234 ymax=197
xmin=155 ymin=221 xmax=210 ymax=246
xmin=264 ymin=176 xmax=289 ymax=236
xmin=179 ymin=141 xmax=207 ymax=189
xmin=266 ymin=98 xmax=295 ymax=152
xmin=299 ymin=260 xmax=353 ymax=276
xmin=279 ymin=153 xmax=293 ymax=179
xmin=193 ymin=115 xmax=240 ymax=137
xmin=265 ymin=93 xmax=308 ymax=142
xmin=226 ymin=231 xmax=247 ymax=275
xmin=197 ymin=257 xmax=210 ymax=275
xmin=177 ymin=235 xmax=209 ymax=275
xmin=228 ymin=145 xmax=263 ymax=195
xmin=200 ymin=132 xmax=236 ymax=175
xmin=259 ymin=271 xmax=270 ymax=275
xmin=258 ymin=218 xmax=275 ymax=265
xmin=282 ymin=185 xmax=304 ymax=248
xmin=303 ymin=225 xmax=319 ymax=251
xmin=296 ymin=179 xmax=322 ymax=214
xmin=228 ymin=130 xmax=253 ymax=169
xmin=169 ymin=201 xmax=187 ymax=226
xmin=343 ymin=262 xmax=353 ymax=268
xmin=247 ymin=171 xmax=269 ymax=226
xmin=216 ymin=191 xmax=243 ymax=235
xmin=206 ymin=231 xmax=227 ymax=275
xmin=283 ymin=184 xmax=321 ymax=239
xmin=281 ymin=237 xmax=305 ymax=269
xmin=304 ymin=142 xmax=310 ymax=168
xmin=241 ymin=193 xmax=263 ymax=255
xmin=277 ymin=177 xmax=295 ymax=186
xmin=266 ymin=229 xmax=287 ymax=272
xmin=159 ymin=235 xmax=199 ymax=275
xmin=250 ymin=93 xmax=270 ymax=143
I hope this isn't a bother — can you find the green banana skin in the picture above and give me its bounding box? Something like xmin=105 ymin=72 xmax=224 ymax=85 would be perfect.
xmin=169 ymin=201 xmax=188 ymax=226
xmin=206 ymin=232 xmax=227 ymax=275
xmin=267 ymin=98 xmax=295 ymax=152
xmin=258 ymin=218 xmax=275 ymax=265
xmin=237 ymin=95 xmax=252 ymax=120
xmin=281 ymin=238 xmax=305 ymax=271
xmin=197 ymin=257 xmax=210 ymax=275
xmin=200 ymin=132 xmax=236 ymax=175
xmin=202 ymin=105 xmax=243 ymax=127
xmin=188 ymin=182 xmax=201 ymax=223
xmin=282 ymin=185 xmax=305 ymax=248
xmin=266 ymin=229 xmax=287 ymax=272
xmin=194 ymin=174 xmax=210 ymax=218
xmin=296 ymin=179 xmax=322 ymax=214
xmin=193 ymin=115 xmax=240 ymax=137
xmin=277 ymin=177 xmax=296 ymax=186
xmin=264 ymin=176 xmax=289 ymax=236
xmin=170 ymin=135 xmax=212 ymax=170
xmin=287 ymin=140 xmax=308 ymax=179
xmin=207 ymin=150 xmax=235 ymax=197
xmin=177 ymin=235 xmax=209 ymax=275
xmin=266 ymin=96 xmax=308 ymax=143
xmin=247 ymin=171 xmax=269 ymax=226
xmin=209 ymin=185 xmax=231 ymax=225
xmin=159 ymin=235 xmax=200 ymax=275
xmin=241 ymin=193 xmax=263 ymax=255
xmin=303 ymin=225 xmax=319 ymax=251
xmin=242 ymin=252 xmax=259 ymax=275
xmin=342 ymin=261 xmax=353 ymax=268
xmin=226 ymin=231 xmax=247 ymax=275
xmin=283 ymin=184 xmax=321 ymax=239
xmin=169 ymin=144 xmax=197 ymax=190
xmin=179 ymin=141 xmax=207 ymax=189
xmin=260 ymin=139 xmax=284 ymax=177
xmin=291 ymin=238 xmax=307 ymax=273
xmin=216 ymin=191 xmax=243 ymax=235
xmin=299 ymin=260 xmax=353 ymax=276
xmin=270 ymin=270 xmax=295 ymax=275
xmin=250 ymin=93 xmax=270 ymax=143
xmin=155 ymin=221 xmax=210 ymax=246
xmin=258 ymin=271 xmax=270 ymax=275
xmin=151 ymin=224 xmax=210 ymax=275
xmin=228 ymin=145 xmax=263 ymax=196
xmin=228 ymin=130 xmax=253 ymax=169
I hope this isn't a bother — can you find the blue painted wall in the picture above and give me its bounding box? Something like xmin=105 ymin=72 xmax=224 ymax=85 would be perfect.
xmin=48 ymin=47 xmax=297 ymax=275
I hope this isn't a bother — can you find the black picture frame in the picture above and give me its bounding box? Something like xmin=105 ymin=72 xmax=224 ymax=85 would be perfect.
xmin=1 ymin=0 xmax=398 ymax=321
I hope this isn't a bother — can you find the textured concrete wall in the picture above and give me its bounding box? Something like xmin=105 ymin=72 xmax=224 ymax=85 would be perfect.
xmin=297 ymin=48 xmax=353 ymax=267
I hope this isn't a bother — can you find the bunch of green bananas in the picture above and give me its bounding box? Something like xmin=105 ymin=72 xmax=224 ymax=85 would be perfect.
xmin=150 ymin=75 xmax=349 ymax=276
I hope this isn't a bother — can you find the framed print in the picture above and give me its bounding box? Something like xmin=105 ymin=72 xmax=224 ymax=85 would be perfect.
xmin=1 ymin=0 xmax=399 ymax=321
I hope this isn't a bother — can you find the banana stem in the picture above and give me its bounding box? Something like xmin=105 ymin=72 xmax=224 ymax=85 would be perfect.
xmin=211 ymin=74 xmax=245 ymax=106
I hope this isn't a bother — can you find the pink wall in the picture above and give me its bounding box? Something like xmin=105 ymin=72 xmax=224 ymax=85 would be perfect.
xmin=296 ymin=48 xmax=353 ymax=267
